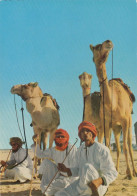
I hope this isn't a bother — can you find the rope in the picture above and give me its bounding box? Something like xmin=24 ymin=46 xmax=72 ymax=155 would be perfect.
xmin=29 ymin=140 xmax=38 ymax=196
xmin=14 ymin=95 xmax=24 ymax=141
xmin=80 ymin=96 xmax=86 ymax=146
xmin=9 ymin=98 xmax=28 ymax=170
xmin=43 ymin=138 xmax=78 ymax=196
xmin=0 ymin=149 xmax=12 ymax=178
xmin=111 ymin=49 xmax=114 ymax=128
xmin=102 ymin=82 xmax=106 ymax=146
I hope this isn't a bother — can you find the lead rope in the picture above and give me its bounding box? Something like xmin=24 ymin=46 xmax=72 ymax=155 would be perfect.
xmin=0 ymin=149 xmax=12 ymax=178
xmin=29 ymin=140 xmax=38 ymax=196
xmin=102 ymin=81 xmax=106 ymax=146
xmin=14 ymin=95 xmax=24 ymax=141
xmin=9 ymin=97 xmax=28 ymax=170
xmin=111 ymin=49 xmax=114 ymax=130
xmin=42 ymin=138 xmax=78 ymax=196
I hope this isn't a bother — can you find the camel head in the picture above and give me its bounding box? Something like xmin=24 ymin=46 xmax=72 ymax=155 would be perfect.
xmin=90 ymin=40 xmax=113 ymax=65
xmin=79 ymin=72 xmax=92 ymax=90
xmin=10 ymin=82 xmax=43 ymax=101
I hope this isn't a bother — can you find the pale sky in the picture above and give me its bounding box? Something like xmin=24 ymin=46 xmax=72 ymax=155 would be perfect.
xmin=0 ymin=0 xmax=137 ymax=149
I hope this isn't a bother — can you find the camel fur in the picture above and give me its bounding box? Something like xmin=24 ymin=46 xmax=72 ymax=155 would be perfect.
xmin=90 ymin=40 xmax=137 ymax=179
xmin=79 ymin=72 xmax=102 ymax=140
xmin=11 ymin=82 xmax=60 ymax=174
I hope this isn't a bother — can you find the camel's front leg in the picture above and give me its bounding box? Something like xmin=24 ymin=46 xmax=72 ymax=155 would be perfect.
xmin=33 ymin=127 xmax=42 ymax=178
xmin=97 ymin=125 xmax=104 ymax=144
xmin=49 ymin=129 xmax=56 ymax=148
xmin=113 ymin=126 xmax=121 ymax=172
xmin=102 ymin=122 xmax=111 ymax=148
xmin=43 ymin=131 xmax=48 ymax=150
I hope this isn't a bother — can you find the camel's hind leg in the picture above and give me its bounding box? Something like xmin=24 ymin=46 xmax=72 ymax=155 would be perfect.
xmin=128 ymin=116 xmax=137 ymax=177
xmin=113 ymin=126 xmax=121 ymax=172
xmin=122 ymin=120 xmax=133 ymax=179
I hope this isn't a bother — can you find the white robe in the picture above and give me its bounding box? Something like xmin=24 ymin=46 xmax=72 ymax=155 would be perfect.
xmin=31 ymin=143 xmax=78 ymax=195
xmin=5 ymin=148 xmax=33 ymax=183
xmin=55 ymin=141 xmax=118 ymax=196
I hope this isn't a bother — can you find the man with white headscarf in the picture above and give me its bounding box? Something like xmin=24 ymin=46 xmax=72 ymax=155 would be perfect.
xmin=56 ymin=121 xmax=118 ymax=196
xmin=0 ymin=137 xmax=33 ymax=183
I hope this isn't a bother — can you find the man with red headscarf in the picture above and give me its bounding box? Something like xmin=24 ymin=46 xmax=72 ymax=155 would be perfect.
xmin=31 ymin=129 xmax=77 ymax=196
xmin=56 ymin=121 xmax=118 ymax=196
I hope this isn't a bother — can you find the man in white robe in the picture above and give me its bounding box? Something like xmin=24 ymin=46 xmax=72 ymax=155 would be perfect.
xmin=0 ymin=137 xmax=33 ymax=183
xmin=56 ymin=121 xmax=118 ymax=196
xmin=31 ymin=128 xmax=77 ymax=196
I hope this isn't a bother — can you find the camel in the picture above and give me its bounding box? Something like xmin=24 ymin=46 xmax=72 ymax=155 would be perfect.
xmin=10 ymin=82 xmax=60 ymax=173
xmin=90 ymin=40 xmax=137 ymax=179
xmin=79 ymin=72 xmax=102 ymax=141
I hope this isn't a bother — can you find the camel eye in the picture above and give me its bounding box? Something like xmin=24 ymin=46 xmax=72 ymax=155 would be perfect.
xmin=23 ymin=85 xmax=28 ymax=89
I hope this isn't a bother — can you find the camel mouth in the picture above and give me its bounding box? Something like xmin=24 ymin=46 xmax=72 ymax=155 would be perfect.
xmin=104 ymin=45 xmax=113 ymax=51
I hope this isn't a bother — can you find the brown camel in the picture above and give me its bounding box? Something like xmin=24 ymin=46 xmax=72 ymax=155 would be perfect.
xmin=90 ymin=40 xmax=137 ymax=179
xmin=79 ymin=72 xmax=102 ymax=141
xmin=11 ymin=82 xmax=60 ymax=174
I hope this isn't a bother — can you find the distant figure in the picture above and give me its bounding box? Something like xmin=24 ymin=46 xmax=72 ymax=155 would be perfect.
xmin=0 ymin=137 xmax=33 ymax=184
xmin=134 ymin=122 xmax=137 ymax=145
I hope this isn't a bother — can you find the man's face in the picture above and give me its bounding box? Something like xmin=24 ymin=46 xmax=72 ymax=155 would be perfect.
xmin=55 ymin=134 xmax=65 ymax=147
xmin=10 ymin=142 xmax=19 ymax=152
xmin=80 ymin=128 xmax=94 ymax=147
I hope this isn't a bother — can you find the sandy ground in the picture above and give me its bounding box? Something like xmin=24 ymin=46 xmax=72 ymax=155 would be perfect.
xmin=0 ymin=149 xmax=137 ymax=196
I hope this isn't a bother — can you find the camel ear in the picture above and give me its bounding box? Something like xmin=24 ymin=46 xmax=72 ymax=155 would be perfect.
xmin=89 ymin=74 xmax=93 ymax=79
xmin=33 ymin=82 xmax=38 ymax=87
xmin=79 ymin=74 xmax=82 ymax=79
xmin=90 ymin=44 xmax=94 ymax=52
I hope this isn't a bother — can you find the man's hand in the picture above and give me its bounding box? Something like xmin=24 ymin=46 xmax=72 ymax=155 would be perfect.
xmin=58 ymin=163 xmax=72 ymax=176
xmin=1 ymin=160 xmax=7 ymax=166
xmin=88 ymin=178 xmax=103 ymax=196
xmin=32 ymin=134 xmax=39 ymax=143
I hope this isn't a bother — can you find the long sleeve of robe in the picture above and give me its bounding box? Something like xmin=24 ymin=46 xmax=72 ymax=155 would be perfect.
xmin=31 ymin=143 xmax=78 ymax=195
xmin=70 ymin=141 xmax=118 ymax=186
xmin=31 ymin=143 xmax=77 ymax=168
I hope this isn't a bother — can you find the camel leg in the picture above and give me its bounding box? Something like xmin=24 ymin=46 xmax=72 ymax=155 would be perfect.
xmin=49 ymin=129 xmax=56 ymax=148
xmin=43 ymin=132 xmax=48 ymax=150
xmin=128 ymin=116 xmax=137 ymax=177
xmin=122 ymin=120 xmax=133 ymax=179
xmin=33 ymin=127 xmax=42 ymax=177
xmin=97 ymin=125 xmax=104 ymax=144
xmin=113 ymin=126 xmax=121 ymax=172
xmin=104 ymin=123 xmax=111 ymax=148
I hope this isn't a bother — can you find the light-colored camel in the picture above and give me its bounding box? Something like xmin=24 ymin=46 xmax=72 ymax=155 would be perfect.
xmin=79 ymin=72 xmax=124 ymax=171
xmin=90 ymin=40 xmax=137 ymax=179
xmin=11 ymin=82 xmax=60 ymax=173
xmin=79 ymin=72 xmax=102 ymax=140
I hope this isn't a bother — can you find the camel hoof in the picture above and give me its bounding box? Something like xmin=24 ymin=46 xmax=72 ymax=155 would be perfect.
xmin=133 ymin=172 xmax=137 ymax=177
xmin=124 ymin=175 xmax=134 ymax=180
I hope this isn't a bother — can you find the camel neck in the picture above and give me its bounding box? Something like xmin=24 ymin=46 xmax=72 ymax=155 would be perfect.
xmin=82 ymin=88 xmax=91 ymax=97
xmin=96 ymin=63 xmax=108 ymax=84
xmin=95 ymin=62 xmax=111 ymax=104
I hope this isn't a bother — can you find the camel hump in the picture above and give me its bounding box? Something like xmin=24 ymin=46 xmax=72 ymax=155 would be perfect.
xmin=109 ymin=78 xmax=135 ymax=103
xmin=42 ymin=93 xmax=60 ymax=110
xmin=91 ymin=91 xmax=101 ymax=118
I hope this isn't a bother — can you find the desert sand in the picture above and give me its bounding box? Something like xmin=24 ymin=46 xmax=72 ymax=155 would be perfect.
xmin=0 ymin=149 xmax=137 ymax=196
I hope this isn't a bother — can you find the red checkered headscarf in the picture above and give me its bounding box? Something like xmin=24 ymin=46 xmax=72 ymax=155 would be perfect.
xmin=78 ymin=121 xmax=97 ymax=141
xmin=54 ymin=129 xmax=69 ymax=151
